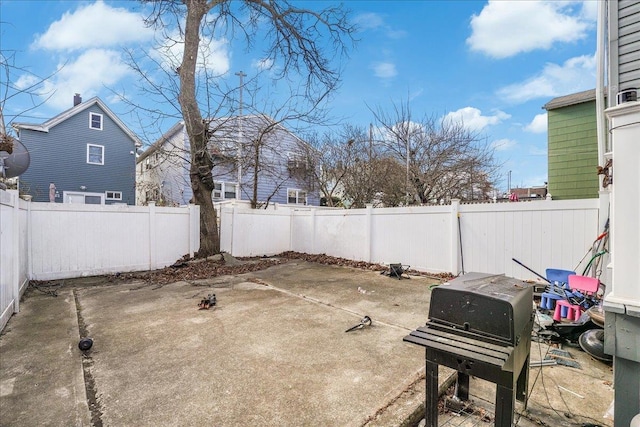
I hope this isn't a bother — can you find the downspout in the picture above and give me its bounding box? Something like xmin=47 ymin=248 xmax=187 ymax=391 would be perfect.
xmin=596 ymin=0 xmax=611 ymax=291
xmin=596 ymin=0 xmax=607 ymax=174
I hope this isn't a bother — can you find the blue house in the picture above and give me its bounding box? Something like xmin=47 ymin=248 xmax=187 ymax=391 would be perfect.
xmin=13 ymin=95 xmax=140 ymax=204
xmin=136 ymin=115 xmax=319 ymax=207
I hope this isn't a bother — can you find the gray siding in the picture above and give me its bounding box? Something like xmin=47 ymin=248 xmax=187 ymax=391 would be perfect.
xmin=610 ymin=0 xmax=640 ymax=102
xmin=18 ymin=104 xmax=137 ymax=204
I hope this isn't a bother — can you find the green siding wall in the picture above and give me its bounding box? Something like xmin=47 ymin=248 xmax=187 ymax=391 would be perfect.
xmin=547 ymin=101 xmax=599 ymax=200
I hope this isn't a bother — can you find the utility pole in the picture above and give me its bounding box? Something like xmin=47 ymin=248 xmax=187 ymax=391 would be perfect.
xmin=235 ymin=71 xmax=246 ymax=200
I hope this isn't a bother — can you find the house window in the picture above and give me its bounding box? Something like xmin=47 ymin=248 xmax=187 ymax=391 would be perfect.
xmin=287 ymin=152 xmax=307 ymax=170
xmin=85 ymin=195 xmax=102 ymax=204
xmin=213 ymin=181 xmax=238 ymax=200
xmin=87 ymin=144 xmax=104 ymax=165
xmin=106 ymin=191 xmax=122 ymax=201
xmin=89 ymin=113 xmax=103 ymax=130
xmin=288 ymin=189 xmax=307 ymax=205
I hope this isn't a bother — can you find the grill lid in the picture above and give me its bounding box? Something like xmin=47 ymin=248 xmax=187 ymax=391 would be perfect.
xmin=428 ymin=272 xmax=533 ymax=344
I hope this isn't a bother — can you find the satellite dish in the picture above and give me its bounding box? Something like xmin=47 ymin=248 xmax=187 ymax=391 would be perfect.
xmin=0 ymin=136 xmax=30 ymax=178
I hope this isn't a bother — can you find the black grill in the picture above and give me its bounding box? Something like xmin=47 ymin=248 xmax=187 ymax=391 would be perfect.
xmin=404 ymin=272 xmax=534 ymax=427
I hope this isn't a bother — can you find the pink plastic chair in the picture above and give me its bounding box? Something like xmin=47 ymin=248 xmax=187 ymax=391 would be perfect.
xmin=553 ymin=275 xmax=600 ymax=322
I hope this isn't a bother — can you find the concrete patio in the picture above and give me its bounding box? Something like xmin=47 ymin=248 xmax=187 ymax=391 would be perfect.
xmin=0 ymin=260 xmax=614 ymax=426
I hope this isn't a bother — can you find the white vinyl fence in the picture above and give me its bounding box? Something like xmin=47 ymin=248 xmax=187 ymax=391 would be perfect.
xmin=220 ymin=198 xmax=607 ymax=280
xmin=0 ymin=190 xmax=199 ymax=332
xmin=2 ymin=191 xmax=607 ymax=333
xmin=0 ymin=191 xmax=29 ymax=332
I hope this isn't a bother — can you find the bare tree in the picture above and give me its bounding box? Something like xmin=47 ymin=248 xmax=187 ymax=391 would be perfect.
xmin=141 ymin=0 xmax=354 ymax=256
xmin=0 ymin=45 xmax=59 ymax=188
xmin=303 ymin=127 xmax=358 ymax=207
xmin=372 ymin=100 xmax=498 ymax=205
xmin=0 ymin=50 xmax=59 ymax=131
xmin=305 ymin=124 xmax=410 ymax=208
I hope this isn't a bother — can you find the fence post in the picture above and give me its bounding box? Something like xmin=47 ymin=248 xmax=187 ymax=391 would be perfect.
xmin=311 ymin=207 xmax=316 ymax=254
xmin=148 ymin=201 xmax=156 ymax=270
xmin=12 ymin=191 xmax=20 ymax=313
xmin=230 ymin=203 xmax=236 ymax=256
xmin=27 ymin=196 xmax=33 ymax=280
xmin=450 ymin=199 xmax=461 ymax=275
xmin=366 ymin=204 xmax=373 ymax=263
xmin=289 ymin=206 xmax=294 ymax=253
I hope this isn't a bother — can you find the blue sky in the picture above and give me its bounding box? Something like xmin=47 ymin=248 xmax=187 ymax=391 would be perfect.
xmin=1 ymin=0 xmax=599 ymax=192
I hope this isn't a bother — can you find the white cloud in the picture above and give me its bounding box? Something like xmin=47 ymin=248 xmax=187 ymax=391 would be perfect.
xmin=467 ymin=1 xmax=592 ymax=58
xmin=14 ymin=74 xmax=40 ymax=91
xmin=41 ymin=49 xmax=133 ymax=110
xmin=354 ymin=12 xmax=406 ymax=39
xmin=443 ymin=107 xmax=510 ymax=131
xmin=491 ymin=138 xmax=517 ymax=151
xmin=32 ymin=1 xmax=153 ymax=52
xmin=497 ymin=54 xmax=596 ymax=103
xmin=372 ymin=62 xmax=397 ymax=79
xmin=152 ymin=30 xmax=230 ymax=76
xmin=580 ymin=0 xmax=599 ymax=22
xmin=252 ymin=58 xmax=274 ymax=71
xmin=524 ymin=113 xmax=548 ymax=133
xmin=353 ymin=12 xmax=385 ymax=31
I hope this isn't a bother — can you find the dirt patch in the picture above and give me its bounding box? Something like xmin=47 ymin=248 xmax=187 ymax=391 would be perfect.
xmin=30 ymin=252 xmax=454 ymax=289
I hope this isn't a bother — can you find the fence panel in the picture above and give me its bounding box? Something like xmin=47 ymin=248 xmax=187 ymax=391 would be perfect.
xmin=311 ymin=209 xmax=368 ymax=261
xmin=221 ymin=206 xmax=292 ymax=257
xmin=1 ymin=191 xmax=17 ymax=331
xmin=458 ymin=200 xmax=600 ymax=279
xmin=156 ymin=206 xmax=197 ymax=266
xmin=370 ymin=206 xmax=452 ymax=272
xmin=0 ymin=191 xmax=29 ymax=331
xmin=220 ymin=199 xmax=602 ymax=279
xmin=27 ymin=203 xmax=198 ymax=280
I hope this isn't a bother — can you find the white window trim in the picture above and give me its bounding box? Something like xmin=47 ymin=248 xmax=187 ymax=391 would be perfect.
xmin=213 ymin=181 xmax=238 ymax=200
xmin=287 ymin=188 xmax=307 ymax=205
xmin=62 ymin=191 xmax=105 ymax=205
xmin=87 ymin=144 xmax=104 ymax=165
xmin=89 ymin=112 xmax=103 ymax=130
xmin=105 ymin=191 xmax=123 ymax=201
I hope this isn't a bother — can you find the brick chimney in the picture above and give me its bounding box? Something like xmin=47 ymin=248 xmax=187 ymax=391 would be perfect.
xmin=73 ymin=93 xmax=82 ymax=106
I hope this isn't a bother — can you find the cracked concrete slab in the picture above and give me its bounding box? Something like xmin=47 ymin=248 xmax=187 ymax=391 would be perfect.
xmin=1 ymin=262 xmax=444 ymax=426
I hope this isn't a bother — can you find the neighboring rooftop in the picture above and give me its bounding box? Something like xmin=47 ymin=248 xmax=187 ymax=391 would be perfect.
xmin=543 ymin=88 xmax=596 ymax=110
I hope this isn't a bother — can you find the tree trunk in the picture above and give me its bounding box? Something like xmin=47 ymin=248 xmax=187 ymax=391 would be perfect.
xmin=179 ymin=0 xmax=220 ymax=256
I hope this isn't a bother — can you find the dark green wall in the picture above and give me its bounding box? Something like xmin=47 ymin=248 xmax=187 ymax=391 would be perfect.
xmin=547 ymin=101 xmax=599 ymax=200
